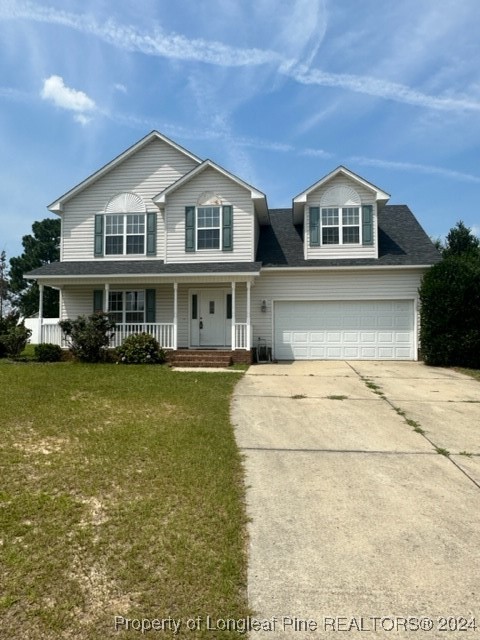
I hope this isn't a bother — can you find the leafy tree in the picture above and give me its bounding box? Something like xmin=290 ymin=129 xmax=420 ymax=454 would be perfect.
xmin=9 ymin=218 xmax=60 ymax=318
xmin=420 ymin=253 xmax=480 ymax=368
xmin=443 ymin=220 xmax=479 ymax=258
xmin=0 ymin=250 xmax=10 ymax=318
xmin=0 ymin=311 xmax=31 ymax=358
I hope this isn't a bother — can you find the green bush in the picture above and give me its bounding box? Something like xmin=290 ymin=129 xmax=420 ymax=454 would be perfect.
xmin=59 ymin=313 xmax=116 ymax=362
xmin=0 ymin=323 xmax=32 ymax=359
xmin=34 ymin=343 xmax=63 ymax=362
xmin=420 ymin=255 xmax=480 ymax=368
xmin=116 ymin=332 xmax=165 ymax=364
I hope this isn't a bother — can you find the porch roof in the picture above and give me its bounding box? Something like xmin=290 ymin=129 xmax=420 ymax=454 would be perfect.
xmin=25 ymin=260 xmax=262 ymax=280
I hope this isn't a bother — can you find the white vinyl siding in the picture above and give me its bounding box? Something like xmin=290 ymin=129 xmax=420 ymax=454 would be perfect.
xmin=166 ymin=167 xmax=255 ymax=263
xmin=61 ymin=138 xmax=197 ymax=261
xmin=250 ymin=268 xmax=426 ymax=352
xmin=306 ymin=175 xmax=378 ymax=259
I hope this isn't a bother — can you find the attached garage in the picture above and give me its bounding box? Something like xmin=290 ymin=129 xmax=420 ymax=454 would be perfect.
xmin=274 ymin=300 xmax=415 ymax=360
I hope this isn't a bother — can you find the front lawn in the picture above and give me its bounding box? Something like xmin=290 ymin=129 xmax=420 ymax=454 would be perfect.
xmin=0 ymin=361 xmax=248 ymax=639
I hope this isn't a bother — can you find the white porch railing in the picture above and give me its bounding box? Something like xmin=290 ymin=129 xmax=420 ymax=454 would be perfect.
xmin=234 ymin=323 xmax=249 ymax=350
xmin=41 ymin=322 xmax=65 ymax=346
xmin=111 ymin=323 xmax=175 ymax=349
xmin=36 ymin=321 xmax=175 ymax=350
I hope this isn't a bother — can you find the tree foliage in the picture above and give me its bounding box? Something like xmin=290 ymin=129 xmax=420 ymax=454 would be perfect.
xmin=0 ymin=311 xmax=31 ymax=358
xmin=9 ymin=218 xmax=60 ymax=317
xmin=420 ymin=253 xmax=480 ymax=368
xmin=59 ymin=313 xmax=116 ymax=362
xmin=443 ymin=220 xmax=479 ymax=258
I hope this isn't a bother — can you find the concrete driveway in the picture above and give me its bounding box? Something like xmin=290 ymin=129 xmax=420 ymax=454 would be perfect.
xmin=231 ymin=362 xmax=480 ymax=638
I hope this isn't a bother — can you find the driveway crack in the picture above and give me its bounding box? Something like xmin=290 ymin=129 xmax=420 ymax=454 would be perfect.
xmin=346 ymin=362 xmax=480 ymax=491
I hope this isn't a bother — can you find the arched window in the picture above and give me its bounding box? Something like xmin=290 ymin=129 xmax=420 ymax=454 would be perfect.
xmin=103 ymin=192 xmax=147 ymax=255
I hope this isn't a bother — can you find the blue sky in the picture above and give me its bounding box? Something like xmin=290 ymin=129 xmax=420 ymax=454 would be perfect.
xmin=1 ymin=0 xmax=480 ymax=259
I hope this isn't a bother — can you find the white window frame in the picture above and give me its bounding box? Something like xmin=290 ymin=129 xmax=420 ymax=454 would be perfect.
xmin=321 ymin=206 xmax=361 ymax=246
xmin=105 ymin=213 xmax=146 ymax=256
xmin=108 ymin=290 xmax=145 ymax=324
xmin=196 ymin=206 xmax=222 ymax=251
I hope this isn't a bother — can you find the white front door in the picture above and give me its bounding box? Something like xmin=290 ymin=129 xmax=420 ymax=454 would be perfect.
xmin=191 ymin=290 xmax=229 ymax=347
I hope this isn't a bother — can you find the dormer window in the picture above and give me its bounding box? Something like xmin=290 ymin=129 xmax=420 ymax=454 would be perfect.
xmin=321 ymin=207 xmax=360 ymax=245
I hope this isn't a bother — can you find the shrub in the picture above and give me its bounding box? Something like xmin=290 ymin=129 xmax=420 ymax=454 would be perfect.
xmin=34 ymin=343 xmax=63 ymax=362
xmin=0 ymin=323 xmax=32 ymax=358
xmin=59 ymin=313 xmax=116 ymax=363
xmin=116 ymin=332 xmax=165 ymax=364
xmin=420 ymin=254 xmax=480 ymax=368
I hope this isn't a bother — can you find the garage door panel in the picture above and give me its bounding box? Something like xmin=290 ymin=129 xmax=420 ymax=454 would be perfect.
xmin=274 ymin=300 xmax=414 ymax=360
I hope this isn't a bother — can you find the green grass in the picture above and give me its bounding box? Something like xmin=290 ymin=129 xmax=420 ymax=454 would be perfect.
xmin=456 ymin=368 xmax=480 ymax=382
xmin=326 ymin=395 xmax=348 ymax=401
xmin=0 ymin=361 xmax=249 ymax=639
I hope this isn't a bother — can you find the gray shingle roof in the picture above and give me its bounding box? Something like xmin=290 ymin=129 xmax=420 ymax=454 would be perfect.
xmin=26 ymin=204 xmax=440 ymax=279
xmin=257 ymin=206 xmax=441 ymax=267
xmin=26 ymin=260 xmax=262 ymax=277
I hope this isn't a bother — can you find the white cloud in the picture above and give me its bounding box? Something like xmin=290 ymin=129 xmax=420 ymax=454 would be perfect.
xmin=349 ymin=156 xmax=480 ymax=184
xmin=40 ymin=75 xmax=95 ymax=125
xmin=41 ymin=75 xmax=95 ymax=114
xmin=114 ymin=83 xmax=127 ymax=93
xmin=4 ymin=1 xmax=480 ymax=114
xmin=300 ymin=147 xmax=333 ymax=159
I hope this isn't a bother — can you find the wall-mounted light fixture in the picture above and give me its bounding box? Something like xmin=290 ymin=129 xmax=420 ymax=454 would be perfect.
xmin=261 ymin=300 xmax=267 ymax=313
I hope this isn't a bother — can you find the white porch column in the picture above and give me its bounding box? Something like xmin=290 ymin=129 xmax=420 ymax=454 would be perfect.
xmin=173 ymin=282 xmax=178 ymax=350
xmin=38 ymin=283 xmax=44 ymax=344
xmin=231 ymin=281 xmax=236 ymax=350
xmin=104 ymin=283 xmax=110 ymax=312
xmin=246 ymin=280 xmax=251 ymax=349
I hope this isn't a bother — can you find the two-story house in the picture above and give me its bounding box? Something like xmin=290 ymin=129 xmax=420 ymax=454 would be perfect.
xmin=26 ymin=130 xmax=440 ymax=362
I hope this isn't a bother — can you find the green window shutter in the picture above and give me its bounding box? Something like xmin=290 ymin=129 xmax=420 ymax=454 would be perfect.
xmin=362 ymin=205 xmax=374 ymax=246
xmin=226 ymin=293 xmax=232 ymax=319
xmin=93 ymin=289 xmax=103 ymax=313
xmin=185 ymin=206 xmax=195 ymax=252
xmin=222 ymin=205 xmax=233 ymax=251
xmin=145 ymin=289 xmax=156 ymax=323
xmin=146 ymin=212 xmax=156 ymax=256
xmin=309 ymin=207 xmax=320 ymax=246
xmin=94 ymin=215 xmax=104 ymax=257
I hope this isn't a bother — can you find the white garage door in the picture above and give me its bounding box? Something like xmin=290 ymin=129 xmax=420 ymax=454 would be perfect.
xmin=274 ymin=300 xmax=415 ymax=360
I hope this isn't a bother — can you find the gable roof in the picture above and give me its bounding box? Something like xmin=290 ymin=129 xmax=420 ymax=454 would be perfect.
xmin=257 ymin=206 xmax=441 ymax=268
xmin=292 ymin=165 xmax=391 ymax=224
xmin=153 ymin=159 xmax=269 ymax=224
xmin=48 ymin=130 xmax=202 ymax=213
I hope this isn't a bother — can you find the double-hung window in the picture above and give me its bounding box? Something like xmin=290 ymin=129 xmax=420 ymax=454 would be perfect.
xmin=108 ymin=290 xmax=145 ymax=324
xmin=105 ymin=214 xmax=145 ymax=255
xmin=321 ymin=207 xmax=360 ymax=245
xmin=197 ymin=206 xmax=221 ymax=250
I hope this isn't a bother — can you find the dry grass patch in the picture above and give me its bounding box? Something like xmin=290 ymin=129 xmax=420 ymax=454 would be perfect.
xmin=0 ymin=361 xmax=248 ymax=639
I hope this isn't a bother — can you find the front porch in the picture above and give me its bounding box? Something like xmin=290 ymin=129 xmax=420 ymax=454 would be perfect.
xmin=35 ymin=278 xmax=254 ymax=353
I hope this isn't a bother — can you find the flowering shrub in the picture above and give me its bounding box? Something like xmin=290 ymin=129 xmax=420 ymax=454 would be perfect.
xmin=116 ymin=333 xmax=165 ymax=364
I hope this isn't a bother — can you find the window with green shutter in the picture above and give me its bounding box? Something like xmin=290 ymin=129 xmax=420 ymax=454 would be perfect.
xmin=309 ymin=207 xmax=320 ymax=246
xmin=362 ymin=205 xmax=374 ymax=246
xmin=185 ymin=206 xmax=195 ymax=252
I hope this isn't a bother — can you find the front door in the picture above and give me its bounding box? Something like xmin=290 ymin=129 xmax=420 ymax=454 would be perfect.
xmin=191 ymin=290 xmax=228 ymax=347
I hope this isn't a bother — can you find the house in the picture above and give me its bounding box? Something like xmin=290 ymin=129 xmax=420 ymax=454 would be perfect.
xmin=26 ymin=130 xmax=440 ymax=363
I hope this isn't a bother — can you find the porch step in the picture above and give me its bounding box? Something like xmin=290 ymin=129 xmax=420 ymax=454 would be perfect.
xmin=167 ymin=350 xmax=233 ymax=368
